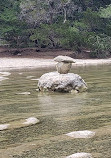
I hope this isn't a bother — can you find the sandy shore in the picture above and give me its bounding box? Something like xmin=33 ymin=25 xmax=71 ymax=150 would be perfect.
xmin=0 ymin=57 xmax=111 ymax=70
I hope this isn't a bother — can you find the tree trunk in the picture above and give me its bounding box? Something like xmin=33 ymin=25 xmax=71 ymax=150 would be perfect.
xmin=63 ymin=7 xmax=67 ymax=23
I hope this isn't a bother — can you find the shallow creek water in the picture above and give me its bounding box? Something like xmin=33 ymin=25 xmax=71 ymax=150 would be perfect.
xmin=0 ymin=65 xmax=111 ymax=158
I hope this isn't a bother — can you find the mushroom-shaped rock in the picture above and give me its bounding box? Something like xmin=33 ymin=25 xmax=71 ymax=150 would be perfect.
xmin=54 ymin=56 xmax=75 ymax=74
xmin=38 ymin=72 xmax=87 ymax=93
xmin=54 ymin=55 xmax=76 ymax=63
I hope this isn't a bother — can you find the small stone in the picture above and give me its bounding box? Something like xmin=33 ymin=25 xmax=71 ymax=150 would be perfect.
xmin=31 ymin=78 xmax=39 ymax=81
xmin=22 ymin=117 xmax=40 ymax=125
xmin=66 ymin=153 xmax=92 ymax=158
xmin=71 ymin=89 xmax=79 ymax=94
xmin=0 ymin=124 xmax=10 ymax=131
xmin=65 ymin=130 xmax=95 ymax=138
xmin=26 ymin=76 xmax=35 ymax=79
xmin=16 ymin=92 xmax=31 ymax=95
xmin=36 ymin=88 xmax=40 ymax=92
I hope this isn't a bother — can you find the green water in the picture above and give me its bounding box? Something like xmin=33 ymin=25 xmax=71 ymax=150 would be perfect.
xmin=0 ymin=65 xmax=111 ymax=158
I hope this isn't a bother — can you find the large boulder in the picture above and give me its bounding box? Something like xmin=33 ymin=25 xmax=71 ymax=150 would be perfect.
xmin=38 ymin=72 xmax=87 ymax=93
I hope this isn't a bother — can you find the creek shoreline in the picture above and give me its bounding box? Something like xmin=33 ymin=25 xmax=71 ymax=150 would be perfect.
xmin=0 ymin=57 xmax=111 ymax=71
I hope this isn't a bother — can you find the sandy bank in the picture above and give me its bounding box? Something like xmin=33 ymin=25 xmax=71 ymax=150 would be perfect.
xmin=0 ymin=58 xmax=111 ymax=70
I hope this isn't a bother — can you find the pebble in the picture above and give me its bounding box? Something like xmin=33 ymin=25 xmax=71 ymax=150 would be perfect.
xmin=0 ymin=124 xmax=10 ymax=131
xmin=26 ymin=76 xmax=35 ymax=79
xmin=65 ymin=130 xmax=95 ymax=138
xmin=66 ymin=152 xmax=92 ymax=158
xmin=22 ymin=117 xmax=40 ymax=125
xmin=31 ymin=78 xmax=39 ymax=81
xmin=16 ymin=92 xmax=31 ymax=95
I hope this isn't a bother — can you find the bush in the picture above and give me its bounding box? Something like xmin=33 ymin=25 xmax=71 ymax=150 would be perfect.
xmin=85 ymin=34 xmax=111 ymax=58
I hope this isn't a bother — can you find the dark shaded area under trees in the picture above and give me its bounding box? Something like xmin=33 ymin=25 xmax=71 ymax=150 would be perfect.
xmin=0 ymin=0 xmax=111 ymax=58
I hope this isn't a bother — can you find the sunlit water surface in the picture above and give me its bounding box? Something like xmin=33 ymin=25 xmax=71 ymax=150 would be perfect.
xmin=0 ymin=65 xmax=111 ymax=158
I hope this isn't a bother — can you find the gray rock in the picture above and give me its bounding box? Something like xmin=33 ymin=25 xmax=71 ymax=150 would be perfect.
xmin=22 ymin=117 xmax=40 ymax=125
xmin=38 ymin=72 xmax=87 ymax=92
xmin=0 ymin=124 xmax=10 ymax=131
xmin=54 ymin=55 xmax=75 ymax=63
xmin=66 ymin=153 xmax=92 ymax=158
xmin=56 ymin=62 xmax=72 ymax=74
xmin=65 ymin=130 xmax=95 ymax=138
xmin=54 ymin=56 xmax=75 ymax=74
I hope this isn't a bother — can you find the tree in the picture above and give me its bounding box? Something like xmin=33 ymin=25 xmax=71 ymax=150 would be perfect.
xmin=99 ymin=4 xmax=111 ymax=18
xmin=0 ymin=0 xmax=29 ymax=48
xmin=19 ymin=0 xmax=80 ymax=25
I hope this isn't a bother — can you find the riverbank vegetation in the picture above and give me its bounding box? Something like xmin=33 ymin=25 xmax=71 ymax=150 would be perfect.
xmin=0 ymin=0 xmax=111 ymax=58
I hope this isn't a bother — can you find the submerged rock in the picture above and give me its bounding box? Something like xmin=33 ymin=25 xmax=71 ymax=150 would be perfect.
xmin=65 ymin=130 xmax=95 ymax=138
xmin=16 ymin=92 xmax=31 ymax=95
xmin=31 ymin=78 xmax=39 ymax=81
xmin=0 ymin=124 xmax=10 ymax=131
xmin=38 ymin=72 xmax=87 ymax=92
xmin=22 ymin=117 xmax=40 ymax=125
xmin=0 ymin=117 xmax=40 ymax=131
xmin=66 ymin=153 xmax=92 ymax=158
xmin=26 ymin=76 xmax=35 ymax=79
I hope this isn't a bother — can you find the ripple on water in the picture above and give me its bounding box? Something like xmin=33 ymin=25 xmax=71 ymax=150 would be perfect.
xmin=0 ymin=72 xmax=11 ymax=76
xmin=0 ymin=71 xmax=11 ymax=82
xmin=0 ymin=76 xmax=9 ymax=81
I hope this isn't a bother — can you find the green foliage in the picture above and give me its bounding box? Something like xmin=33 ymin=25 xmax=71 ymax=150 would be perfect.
xmin=30 ymin=22 xmax=84 ymax=50
xmin=30 ymin=24 xmax=59 ymax=48
xmin=99 ymin=5 xmax=111 ymax=18
xmin=0 ymin=0 xmax=111 ymax=58
xmin=0 ymin=0 xmax=29 ymax=47
xmin=82 ymin=9 xmax=102 ymax=31
xmin=85 ymin=33 xmax=111 ymax=58
xmin=0 ymin=9 xmax=17 ymax=23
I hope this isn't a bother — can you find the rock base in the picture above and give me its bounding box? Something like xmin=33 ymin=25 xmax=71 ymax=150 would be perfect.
xmin=38 ymin=72 xmax=87 ymax=93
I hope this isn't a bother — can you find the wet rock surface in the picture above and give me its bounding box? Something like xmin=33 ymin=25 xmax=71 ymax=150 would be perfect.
xmin=38 ymin=72 xmax=87 ymax=92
